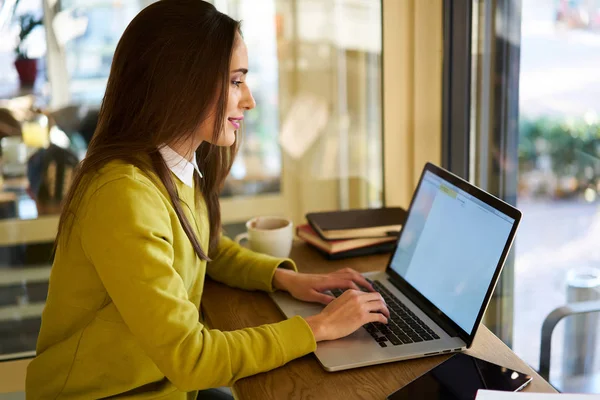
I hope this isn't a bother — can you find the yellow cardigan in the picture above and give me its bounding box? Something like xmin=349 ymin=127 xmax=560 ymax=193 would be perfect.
xmin=26 ymin=160 xmax=316 ymax=399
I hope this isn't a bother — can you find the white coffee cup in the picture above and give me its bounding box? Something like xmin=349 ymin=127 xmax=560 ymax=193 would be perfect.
xmin=234 ymin=216 xmax=293 ymax=258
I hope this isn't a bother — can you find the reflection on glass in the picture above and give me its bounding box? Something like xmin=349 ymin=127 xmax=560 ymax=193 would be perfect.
xmin=216 ymin=0 xmax=282 ymax=197
xmin=0 ymin=0 xmax=46 ymax=94
xmin=214 ymin=0 xmax=382 ymax=201
xmin=0 ymin=107 xmax=80 ymax=359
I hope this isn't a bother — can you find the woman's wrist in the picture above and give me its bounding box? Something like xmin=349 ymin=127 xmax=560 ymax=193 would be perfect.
xmin=272 ymin=268 xmax=297 ymax=291
xmin=304 ymin=315 xmax=326 ymax=342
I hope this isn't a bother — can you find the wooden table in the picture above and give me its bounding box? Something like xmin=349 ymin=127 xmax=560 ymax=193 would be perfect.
xmin=0 ymin=359 xmax=29 ymax=393
xmin=201 ymin=242 xmax=557 ymax=400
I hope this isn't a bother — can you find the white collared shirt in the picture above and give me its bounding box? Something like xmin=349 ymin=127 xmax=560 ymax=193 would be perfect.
xmin=158 ymin=145 xmax=203 ymax=188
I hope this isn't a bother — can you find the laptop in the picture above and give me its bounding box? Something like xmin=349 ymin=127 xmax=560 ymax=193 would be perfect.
xmin=270 ymin=163 xmax=522 ymax=372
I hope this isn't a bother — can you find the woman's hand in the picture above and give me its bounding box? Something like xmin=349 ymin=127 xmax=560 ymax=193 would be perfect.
xmin=272 ymin=268 xmax=389 ymax=342
xmin=272 ymin=267 xmax=375 ymax=305
xmin=304 ymin=290 xmax=389 ymax=342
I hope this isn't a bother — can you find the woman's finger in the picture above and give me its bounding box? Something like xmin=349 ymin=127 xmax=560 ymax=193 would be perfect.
xmin=309 ymin=290 xmax=335 ymax=305
xmin=357 ymin=291 xmax=386 ymax=304
xmin=338 ymin=268 xmax=375 ymax=291
xmin=363 ymin=299 xmax=390 ymax=318
xmin=364 ymin=311 xmax=388 ymax=325
xmin=319 ymin=277 xmax=361 ymax=292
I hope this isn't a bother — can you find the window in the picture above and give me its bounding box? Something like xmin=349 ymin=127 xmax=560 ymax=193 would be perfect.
xmin=0 ymin=0 xmax=46 ymax=97
xmin=452 ymin=0 xmax=600 ymax=393
xmin=515 ymin=0 xmax=600 ymax=391
xmin=215 ymin=0 xmax=383 ymax=205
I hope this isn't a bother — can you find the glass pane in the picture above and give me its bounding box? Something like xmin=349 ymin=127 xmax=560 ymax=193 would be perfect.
xmin=212 ymin=0 xmax=282 ymax=197
xmin=213 ymin=0 xmax=382 ymax=201
xmin=0 ymin=111 xmax=67 ymax=360
xmin=0 ymin=0 xmax=50 ymax=360
xmin=516 ymin=0 xmax=600 ymax=391
xmin=471 ymin=0 xmax=600 ymax=393
xmin=0 ymin=0 xmax=47 ymax=99
xmin=61 ymin=0 xmax=148 ymax=105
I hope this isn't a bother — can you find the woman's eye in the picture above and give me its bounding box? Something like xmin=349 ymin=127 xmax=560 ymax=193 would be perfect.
xmin=232 ymin=80 xmax=243 ymax=87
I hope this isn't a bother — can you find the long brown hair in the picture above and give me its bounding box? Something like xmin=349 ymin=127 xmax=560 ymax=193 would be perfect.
xmin=57 ymin=0 xmax=241 ymax=261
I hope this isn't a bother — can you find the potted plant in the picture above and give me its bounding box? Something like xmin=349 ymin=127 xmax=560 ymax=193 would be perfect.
xmin=14 ymin=13 xmax=43 ymax=88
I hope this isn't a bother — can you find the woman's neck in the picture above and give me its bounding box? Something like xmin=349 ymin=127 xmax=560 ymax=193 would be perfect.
xmin=167 ymin=139 xmax=201 ymax=161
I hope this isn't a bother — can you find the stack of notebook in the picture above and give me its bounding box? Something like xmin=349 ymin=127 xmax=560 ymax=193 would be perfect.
xmin=297 ymin=207 xmax=407 ymax=259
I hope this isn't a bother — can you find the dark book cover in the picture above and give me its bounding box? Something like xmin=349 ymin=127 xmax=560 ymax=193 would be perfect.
xmin=306 ymin=207 xmax=407 ymax=240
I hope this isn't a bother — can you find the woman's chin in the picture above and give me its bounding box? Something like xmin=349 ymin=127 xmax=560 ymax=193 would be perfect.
xmin=217 ymin=130 xmax=236 ymax=147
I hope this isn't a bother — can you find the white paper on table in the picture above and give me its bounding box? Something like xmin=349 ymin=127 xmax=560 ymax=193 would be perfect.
xmin=476 ymin=390 xmax=600 ymax=399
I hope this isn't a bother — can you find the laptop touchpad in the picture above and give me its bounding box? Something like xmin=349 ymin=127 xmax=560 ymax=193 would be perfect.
xmin=292 ymin=305 xmax=324 ymax=318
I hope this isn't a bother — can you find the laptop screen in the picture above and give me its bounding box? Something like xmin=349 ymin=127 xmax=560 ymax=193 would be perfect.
xmin=389 ymin=170 xmax=515 ymax=335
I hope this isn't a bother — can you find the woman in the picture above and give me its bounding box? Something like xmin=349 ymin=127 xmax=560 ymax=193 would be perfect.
xmin=26 ymin=1 xmax=389 ymax=399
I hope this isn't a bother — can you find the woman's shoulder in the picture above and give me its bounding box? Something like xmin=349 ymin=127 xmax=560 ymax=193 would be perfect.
xmin=70 ymin=160 xmax=175 ymax=236
xmin=82 ymin=159 xmax=164 ymax=201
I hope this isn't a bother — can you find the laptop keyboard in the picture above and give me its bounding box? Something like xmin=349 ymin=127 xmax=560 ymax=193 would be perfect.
xmin=330 ymin=279 xmax=440 ymax=348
